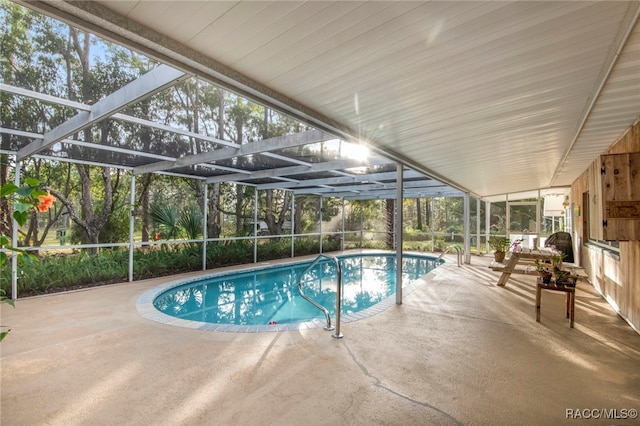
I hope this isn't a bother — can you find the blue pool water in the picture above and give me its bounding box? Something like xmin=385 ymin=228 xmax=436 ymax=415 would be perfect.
xmin=151 ymin=253 xmax=441 ymax=327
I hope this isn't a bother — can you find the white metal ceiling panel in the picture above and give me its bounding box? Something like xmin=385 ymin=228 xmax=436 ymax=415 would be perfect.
xmin=550 ymin=13 xmax=640 ymax=187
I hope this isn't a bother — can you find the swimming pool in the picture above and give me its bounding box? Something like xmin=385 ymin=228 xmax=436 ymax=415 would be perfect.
xmin=137 ymin=252 xmax=442 ymax=332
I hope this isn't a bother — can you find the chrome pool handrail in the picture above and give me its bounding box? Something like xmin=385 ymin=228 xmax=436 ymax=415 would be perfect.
xmin=437 ymin=245 xmax=462 ymax=267
xmin=296 ymin=254 xmax=343 ymax=338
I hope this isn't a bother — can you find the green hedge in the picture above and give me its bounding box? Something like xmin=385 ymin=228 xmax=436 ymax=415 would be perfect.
xmin=0 ymin=238 xmax=343 ymax=298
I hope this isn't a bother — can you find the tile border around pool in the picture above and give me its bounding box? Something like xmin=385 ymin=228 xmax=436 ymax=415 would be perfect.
xmin=136 ymin=253 xmax=440 ymax=333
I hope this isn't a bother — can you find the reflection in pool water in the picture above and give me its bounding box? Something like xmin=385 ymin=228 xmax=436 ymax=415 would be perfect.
xmin=153 ymin=253 xmax=441 ymax=326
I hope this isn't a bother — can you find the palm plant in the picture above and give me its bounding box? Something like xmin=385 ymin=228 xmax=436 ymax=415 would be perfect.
xmin=151 ymin=203 xmax=203 ymax=250
xmin=177 ymin=204 xmax=203 ymax=240
xmin=150 ymin=204 xmax=180 ymax=240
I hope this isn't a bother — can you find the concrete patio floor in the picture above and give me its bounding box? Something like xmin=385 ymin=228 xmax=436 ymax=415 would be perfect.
xmin=1 ymin=253 xmax=639 ymax=426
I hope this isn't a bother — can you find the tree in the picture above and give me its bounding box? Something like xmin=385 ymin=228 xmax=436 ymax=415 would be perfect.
xmin=48 ymin=166 xmax=123 ymax=250
xmin=416 ymin=198 xmax=423 ymax=230
xmin=137 ymin=174 xmax=154 ymax=244
xmin=19 ymin=158 xmax=67 ymax=246
xmin=222 ymin=96 xmax=265 ymax=235
xmin=385 ymin=199 xmax=394 ymax=248
xmin=2 ymin=15 xmax=130 ymax=252
xmin=0 ymin=2 xmax=53 ymax=239
xmin=259 ymin=108 xmax=310 ymax=236
xmin=207 ymin=87 xmax=225 ymax=239
xmin=263 ymin=189 xmax=291 ymax=236
xmin=294 ymin=195 xmax=321 ymax=234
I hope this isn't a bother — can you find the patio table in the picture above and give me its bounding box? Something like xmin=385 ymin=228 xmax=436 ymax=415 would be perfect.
xmin=490 ymin=248 xmax=586 ymax=287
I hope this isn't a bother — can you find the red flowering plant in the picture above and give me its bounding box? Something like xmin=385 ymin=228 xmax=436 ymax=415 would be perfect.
xmin=35 ymin=191 xmax=56 ymax=212
xmin=1 ymin=178 xmax=55 ymax=341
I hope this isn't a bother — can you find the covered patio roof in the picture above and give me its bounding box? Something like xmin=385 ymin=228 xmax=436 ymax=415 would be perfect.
xmin=4 ymin=1 xmax=640 ymax=200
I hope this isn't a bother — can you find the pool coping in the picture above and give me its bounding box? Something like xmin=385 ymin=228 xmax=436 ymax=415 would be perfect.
xmin=136 ymin=253 xmax=442 ymax=333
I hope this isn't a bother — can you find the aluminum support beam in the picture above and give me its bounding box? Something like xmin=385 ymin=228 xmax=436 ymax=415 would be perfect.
xmin=506 ymin=194 xmax=510 ymax=240
xmin=463 ymin=192 xmax=471 ymax=264
xmin=17 ymin=65 xmax=188 ymax=160
xmin=431 ymin=198 xmax=435 ymax=251
xmin=319 ymin=197 xmax=323 ymax=253
xmin=0 ymin=148 xmax=136 ymax=171
xmin=133 ymin=129 xmax=334 ymax=175
xmin=202 ymin=183 xmax=208 ymax=271
xmin=476 ymin=196 xmax=481 ymax=256
xmin=341 ymin=198 xmax=345 ymax=252
xmin=338 ymin=188 xmax=463 ymax=200
xmin=2 ymin=128 xmax=174 ymax=162
xmin=253 ymin=190 xmax=258 ymax=263
xmin=395 ymin=163 xmax=403 ymax=305
xmin=11 ymin=163 xmax=20 ymax=300
xmin=205 ymin=157 xmax=390 ymax=184
xmin=485 ymin=201 xmax=491 ymax=254
xmin=290 ymin=192 xmax=295 ymax=258
xmin=128 ymin=175 xmax=136 ymax=282
xmin=294 ymin=179 xmax=447 ymax=193
xmin=292 ymin=180 xmax=449 ymax=195
xmin=256 ymin=169 xmax=427 ymax=190
xmin=360 ymin=203 xmax=364 ymax=248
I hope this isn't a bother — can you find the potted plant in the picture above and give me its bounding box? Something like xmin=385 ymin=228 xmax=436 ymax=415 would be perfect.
xmin=488 ymin=236 xmax=511 ymax=262
xmin=554 ymin=270 xmax=578 ymax=287
xmin=550 ymin=250 xmax=567 ymax=271
xmin=554 ymin=270 xmax=570 ymax=286
xmin=535 ymin=259 xmax=552 ymax=284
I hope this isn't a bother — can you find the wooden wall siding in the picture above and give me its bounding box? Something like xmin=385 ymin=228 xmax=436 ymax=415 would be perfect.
xmin=571 ymin=116 xmax=640 ymax=333
xmin=621 ymin=241 xmax=640 ymax=330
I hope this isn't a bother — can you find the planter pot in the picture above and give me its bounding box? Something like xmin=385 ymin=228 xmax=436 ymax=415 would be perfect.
xmin=540 ymin=271 xmax=552 ymax=284
xmin=494 ymin=250 xmax=506 ymax=263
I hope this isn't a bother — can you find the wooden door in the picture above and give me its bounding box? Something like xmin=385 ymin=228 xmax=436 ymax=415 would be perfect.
xmin=601 ymin=152 xmax=640 ymax=241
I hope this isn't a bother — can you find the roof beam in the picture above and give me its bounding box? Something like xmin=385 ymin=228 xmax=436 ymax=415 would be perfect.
xmin=17 ymin=65 xmax=188 ymax=161
xmin=2 ymin=128 xmax=174 ymax=162
xmin=195 ymin=163 xmax=251 ymax=174
xmin=0 ymin=149 xmax=140 ymax=171
xmin=0 ymin=83 xmax=243 ymax=152
xmin=1 ymin=83 xmax=91 ymax=110
xmin=256 ymin=169 xmax=428 ymax=190
xmin=292 ymin=180 xmax=448 ymax=195
xmin=341 ymin=188 xmax=463 ymax=200
xmin=133 ymin=129 xmax=334 ymax=175
xmin=206 ymin=157 xmax=391 ymax=184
